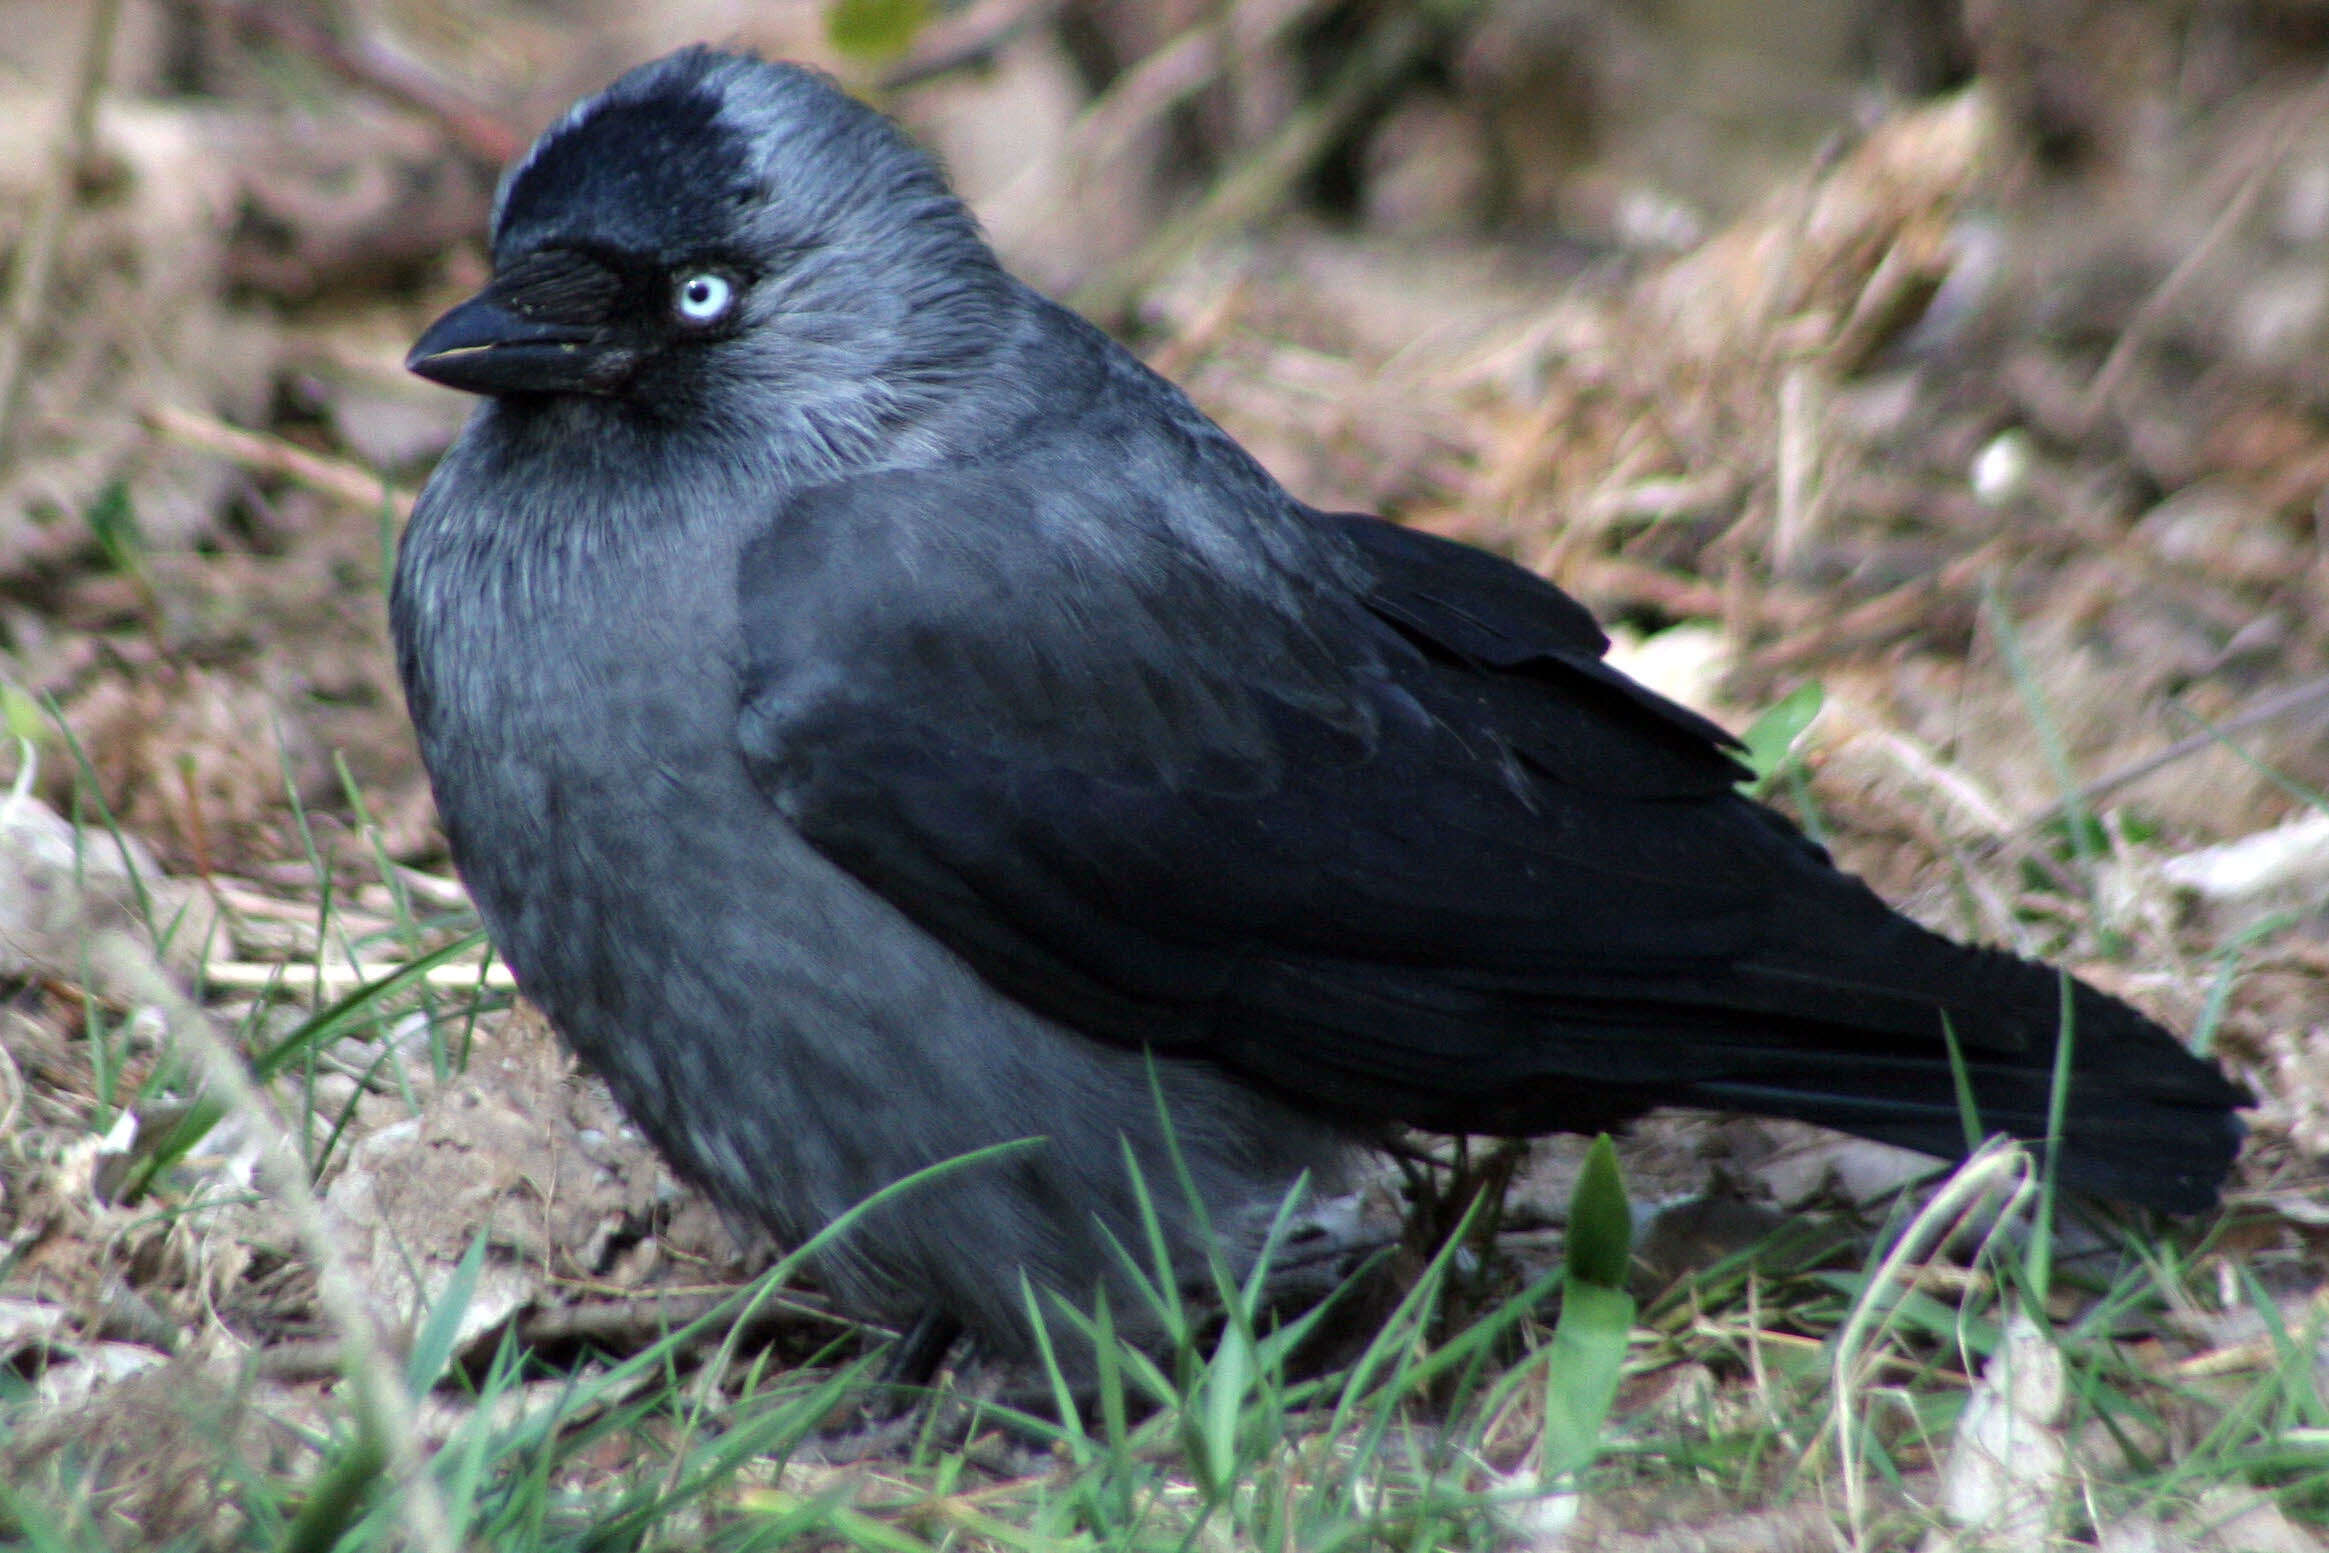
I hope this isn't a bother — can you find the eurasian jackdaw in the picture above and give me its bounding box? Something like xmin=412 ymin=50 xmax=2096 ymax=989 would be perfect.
xmin=393 ymin=47 xmax=2246 ymax=1358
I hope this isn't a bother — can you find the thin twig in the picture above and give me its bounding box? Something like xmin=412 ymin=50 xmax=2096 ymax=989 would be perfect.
xmin=2083 ymin=81 xmax=2329 ymax=420
xmin=204 ymin=957 xmax=513 ymax=992
xmin=878 ymin=0 xmax=1064 ymax=91
xmin=189 ymin=0 xmax=524 ymax=165
xmin=2016 ymin=675 xmax=2329 ymax=835
xmin=1064 ymin=0 xmax=1327 ymax=180
xmin=143 ymin=403 xmax=415 ymax=518
xmin=0 ymin=0 xmax=123 ymax=471
xmin=1071 ymin=5 xmax=1446 ymax=320
xmin=389 ymin=865 xmax=473 ymax=910
xmin=0 ymin=1032 xmax=23 ymax=1145
xmin=1564 ymin=556 xmax=1728 ymax=621
xmin=1753 ymin=539 xmax=2004 ymax=670
xmin=1770 ymin=365 xmax=1819 ymax=580
xmin=518 ymin=1289 xmax=848 ymax=1350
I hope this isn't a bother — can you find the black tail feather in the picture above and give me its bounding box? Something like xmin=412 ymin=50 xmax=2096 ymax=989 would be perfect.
xmin=1677 ymin=886 xmax=2249 ymax=1213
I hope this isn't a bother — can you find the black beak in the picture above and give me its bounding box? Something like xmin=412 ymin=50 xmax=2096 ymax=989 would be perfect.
xmin=407 ymin=250 xmax=634 ymax=396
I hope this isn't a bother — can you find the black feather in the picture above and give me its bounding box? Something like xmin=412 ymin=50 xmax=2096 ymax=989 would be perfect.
xmin=738 ymin=453 xmax=2246 ymax=1216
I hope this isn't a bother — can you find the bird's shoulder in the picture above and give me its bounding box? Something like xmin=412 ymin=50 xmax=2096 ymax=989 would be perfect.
xmin=734 ymin=434 xmax=1374 ymax=788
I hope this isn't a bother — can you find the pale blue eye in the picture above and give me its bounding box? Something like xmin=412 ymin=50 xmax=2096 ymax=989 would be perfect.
xmin=674 ymin=272 xmax=733 ymax=324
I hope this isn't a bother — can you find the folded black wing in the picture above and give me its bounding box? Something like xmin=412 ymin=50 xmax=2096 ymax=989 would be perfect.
xmin=747 ymin=465 xmax=1861 ymax=1117
xmin=733 ymin=465 xmax=2244 ymax=1207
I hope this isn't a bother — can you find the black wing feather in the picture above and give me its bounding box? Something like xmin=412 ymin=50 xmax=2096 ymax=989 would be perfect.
xmin=736 ymin=466 xmax=2245 ymax=1210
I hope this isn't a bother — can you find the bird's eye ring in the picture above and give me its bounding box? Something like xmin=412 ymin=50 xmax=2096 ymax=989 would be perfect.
xmin=673 ymin=271 xmax=735 ymax=326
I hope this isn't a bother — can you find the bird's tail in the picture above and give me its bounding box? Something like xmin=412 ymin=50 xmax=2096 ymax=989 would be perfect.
xmin=1677 ymin=879 xmax=2248 ymax=1212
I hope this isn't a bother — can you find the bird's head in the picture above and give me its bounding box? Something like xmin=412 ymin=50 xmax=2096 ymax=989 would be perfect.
xmin=408 ymin=49 xmax=1012 ymax=450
